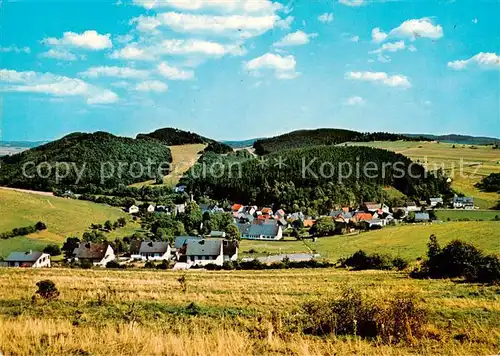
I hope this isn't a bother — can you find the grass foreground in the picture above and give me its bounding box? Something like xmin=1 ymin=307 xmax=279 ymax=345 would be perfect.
xmin=0 ymin=268 xmax=498 ymax=355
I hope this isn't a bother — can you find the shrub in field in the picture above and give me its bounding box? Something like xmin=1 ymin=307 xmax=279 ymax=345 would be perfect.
xmin=298 ymin=288 xmax=427 ymax=343
xmin=35 ymin=280 xmax=60 ymax=301
xmin=411 ymin=235 xmax=500 ymax=283
xmin=340 ymin=250 xmax=393 ymax=270
xmin=392 ymin=257 xmax=409 ymax=271
xmin=144 ymin=261 xmax=155 ymax=269
xmin=106 ymin=260 xmax=122 ymax=269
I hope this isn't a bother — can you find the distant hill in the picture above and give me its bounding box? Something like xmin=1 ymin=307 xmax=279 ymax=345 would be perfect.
xmin=222 ymin=138 xmax=261 ymax=148
xmin=253 ymin=129 xmax=430 ymax=155
xmin=0 ymin=140 xmax=48 ymax=148
xmin=405 ymin=134 xmax=499 ymax=145
xmin=136 ymin=127 xmax=215 ymax=146
xmin=0 ymin=132 xmax=172 ymax=191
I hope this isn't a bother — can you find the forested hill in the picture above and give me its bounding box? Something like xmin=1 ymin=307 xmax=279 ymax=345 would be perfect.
xmin=136 ymin=127 xmax=233 ymax=153
xmin=405 ymin=133 xmax=499 ymax=145
xmin=181 ymin=146 xmax=450 ymax=214
xmin=0 ymin=132 xmax=172 ymax=191
xmin=136 ymin=127 xmax=214 ymax=145
xmin=253 ymin=129 xmax=431 ymax=155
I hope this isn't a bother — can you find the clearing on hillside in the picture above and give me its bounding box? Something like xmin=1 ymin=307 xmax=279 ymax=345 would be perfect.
xmin=346 ymin=141 xmax=500 ymax=209
xmin=131 ymin=143 xmax=206 ymax=188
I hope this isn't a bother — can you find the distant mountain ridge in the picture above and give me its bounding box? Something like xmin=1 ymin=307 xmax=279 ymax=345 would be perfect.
xmin=0 ymin=140 xmax=49 ymax=148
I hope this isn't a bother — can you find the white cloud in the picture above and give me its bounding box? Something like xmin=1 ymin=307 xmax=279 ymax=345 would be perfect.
xmin=244 ymin=52 xmax=299 ymax=79
xmin=157 ymin=62 xmax=194 ymax=80
xmin=79 ymin=66 xmax=150 ymax=79
xmin=273 ymin=30 xmax=317 ymax=47
xmin=110 ymin=39 xmax=245 ymax=60
xmin=0 ymin=69 xmax=118 ymax=104
xmin=115 ymin=34 xmax=134 ymax=44
xmin=0 ymin=46 xmax=31 ymax=54
xmin=350 ymin=35 xmax=360 ymax=42
xmin=345 ymin=96 xmax=365 ymax=105
xmin=339 ymin=0 xmax=365 ymax=6
xmin=318 ymin=13 xmax=334 ymax=23
xmin=371 ymin=28 xmax=388 ymax=43
xmin=132 ymin=0 xmax=283 ymax=14
xmin=133 ymin=12 xmax=281 ymax=39
xmin=447 ymin=52 xmax=500 ymax=70
xmin=472 ymin=18 xmax=478 ymax=24
xmin=370 ymin=40 xmax=406 ymax=54
xmin=39 ymin=49 xmax=81 ymax=61
xmin=346 ymin=71 xmax=411 ymax=88
xmin=42 ymin=30 xmax=112 ymax=50
xmin=135 ymin=80 xmax=169 ymax=92
xmin=389 ymin=18 xmax=443 ymax=40
xmin=408 ymin=44 xmax=417 ymax=52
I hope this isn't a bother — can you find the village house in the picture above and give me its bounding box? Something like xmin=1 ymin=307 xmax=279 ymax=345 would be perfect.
xmin=302 ymin=219 xmax=316 ymax=228
xmin=405 ymin=201 xmax=420 ymax=212
xmin=200 ymin=203 xmax=225 ymax=214
xmin=231 ymin=204 xmax=244 ymax=213
xmin=177 ymin=239 xmax=238 ymax=267
xmin=352 ymin=212 xmax=373 ymax=223
xmin=259 ymin=207 xmax=273 ymax=216
xmin=453 ymin=196 xmax=474 ymax=209
xmin=127 ymin=205 xmax=139 ymax=214
xmin=274 ymin=209 xmax=286 ymax=219
xmin=146 ymin=204 xmax=155 ymax=213
xmin=4 ymin=251 xmax=51 ymax=268
xmin=429 ymin=197 xmax=443 ymax=207
xmin=73 ymin=242 xmax=115 ymax=267
xmin=366 ymin=218 xmax=386 ymax=229
xmin=131 ymin=241 xmax=171 ymax=261
xmin=236 ymin=221 xmax=283 ymax=240
xmin=243 ymin=205 xmax=257 ymax=216
xmin=175 ymin=203 xmax=186 ymax=215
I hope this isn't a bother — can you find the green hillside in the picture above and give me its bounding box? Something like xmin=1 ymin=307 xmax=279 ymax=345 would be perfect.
xmin=137 ymin=127 xmax=215 ymax=145
xmin=0 ymin=188 xmax=128 ymax=258
xmin=182 ymin=146 xmax=449 ymax=213
xmin=0 ymin=132 xmax=172 ymax=191
xmin=240 ymin=221 xmax=500 ymax=260
xmin=253 ymin=128 xmax=430 ymax=155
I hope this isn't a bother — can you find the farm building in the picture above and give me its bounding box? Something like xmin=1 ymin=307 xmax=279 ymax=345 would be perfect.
xmin=4 ymin=251 xmax=51 ymax=268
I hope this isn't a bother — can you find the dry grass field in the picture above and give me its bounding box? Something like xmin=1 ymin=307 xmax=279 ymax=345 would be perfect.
xmin=346 ymin=141 xmax=500 ymax=209
xmin=0 ymin=268 xmax=498 ymax=355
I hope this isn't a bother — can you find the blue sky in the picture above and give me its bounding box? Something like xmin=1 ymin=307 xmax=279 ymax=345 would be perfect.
xmin=0 ymin=0 xmax=499 ymax=141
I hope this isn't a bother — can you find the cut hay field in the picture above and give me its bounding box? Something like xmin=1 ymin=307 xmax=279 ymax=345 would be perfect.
xmin=0 ymin=268 xmax=498 ymax=355
xmin=0 ymin=189 xmax=130 ymax=258
xmin=346 ymin=141 xmax=500 ymax=209
xmin=240 ymin=221 xmax=500 ymax=260
xmin=131 ymin=143 xmax=206 ymax=188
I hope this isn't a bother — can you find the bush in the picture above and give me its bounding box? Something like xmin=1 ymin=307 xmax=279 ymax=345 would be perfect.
xmin=392 ymin=257 xmax=409 ymax=271
xmin=340 ymin=250 xmax=393 ymax=270
xmin=106 ymin=260 xmax=122 ymax=269
xmin=412 ymin=235 xmax=500 ymax=283
xmin=298 ymin=288 xmax=427 ymax=343
xmin=43 ymin=244 xmax=61 ymax=256
xmin=35 ymin=221 xmax=47 ymax=231
xmin=80 ymin=259 xmax=93 ymax=269
xmin=35 ymin=280 xmax=60 ymax=301
xmin=144 ymin=261 xmax=155 ymax=269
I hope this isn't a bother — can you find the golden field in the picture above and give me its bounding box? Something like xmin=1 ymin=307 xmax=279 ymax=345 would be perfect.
xmin=0 ymin=268 xmax=498 ymax=355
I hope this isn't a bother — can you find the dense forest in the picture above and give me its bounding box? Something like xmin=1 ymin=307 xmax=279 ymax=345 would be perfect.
xmin=406 ymin=133 xmax=499 ymax=146
xmin=202 ymin=141 xmax=233 ymax=154
xmin=253 ymin=129 xmax=431 ymax=155
xmin=180 ymin=146 xmax=450 ymax=215
xmin=0 ymin=132 xmax=172 ymax=191
xmin=136 ymin=127 xmax=215 ymax=146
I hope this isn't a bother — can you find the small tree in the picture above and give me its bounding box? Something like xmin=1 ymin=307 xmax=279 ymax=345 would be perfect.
xmin=104 ymin=220 xmax=113 ymax=231
xmin=35 ymin=221 xmax=47 ymax=231
xmin=225 ymin=224 xmax=241 ymax=241
xmin=35 ymin=280 xmax=60 ymax=301
xmin=43 ymin=244 xmax=61 ymax=256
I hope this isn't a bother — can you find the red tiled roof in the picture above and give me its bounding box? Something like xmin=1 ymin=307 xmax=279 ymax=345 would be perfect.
xmin=261 ymin=207 xmax=272 ymax=214
xmin=354 ymin=212 xmax=373 ymax=221
xmin=303 ymin=219 xmax=316 ymax=227
xmin=232 ymin=204 xmax=243 ymax=211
